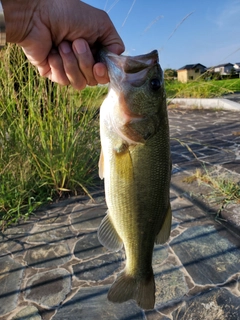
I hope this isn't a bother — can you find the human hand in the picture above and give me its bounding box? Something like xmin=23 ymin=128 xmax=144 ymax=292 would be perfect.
xmin=2 ymin=0 xmax=124 ymax=89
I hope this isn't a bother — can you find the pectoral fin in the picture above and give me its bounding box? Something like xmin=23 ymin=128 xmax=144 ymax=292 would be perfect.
xmin=98 ymin=149 xmax=104 ymax=179
xmin=155 ymin=204 xmax=172 ymax=245
xmin=98 ymin=212 xmax=123 ymax=252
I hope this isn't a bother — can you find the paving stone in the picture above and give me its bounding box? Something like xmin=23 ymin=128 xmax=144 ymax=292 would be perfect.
xmin=222 ymin=161 xmax=240 ymax=174
xmin=71 ymin=204 xmax=107 ymax=231
xmin=174 ymin=287 xmax=240 ymax=320
xmin=154 ymin=262 xmax=188 ymax=306
xmin=170 ymin=224 xmax=240 ymax=285
xmin=12 ymin=305 xmax=42 ymax=320
xmin=24 ymin=243 xmax=72 ymax=268
xmin=171 ymin=197 xmax=208 ymax=227
xmin=171 ymin=154 xmax=189 ymax=164
xmin=26 ymin=225 xmax=74 ymax=244
xmin=0 ymin=239 xmax=24 ymax=257
xmin=201 ymin=153 xmax=234 ymax=165
xmin=152 ymin=245 xmax=169 ymax=266
xmin=171 ymin=145 xmax=189 ymax=153
xmin=88 ymin=194 xmax=106 ymax=204
xmin=170 ymin=191 xmax=178 ymax=201
xmin=146 ymin=310 xmax=171 ymax=320
xmin=38 ymin=209 xmax=69 ymax=225
xmin=52 ymin=285 xmax=145 ymax=320
xmin=24 ymin=268 xmax=71 ymax=308
xmin=221 ymin=204 xmax=240 ymax=231
xmin=0 ymin=256 xmax=24 ymax=316
xmin=73 ymin=251 xmax=124 ymax=282
xmin=2 ymin=222 xmax=33 ymax=241
xmin=74 ymin=231 xmax=107 ymax=260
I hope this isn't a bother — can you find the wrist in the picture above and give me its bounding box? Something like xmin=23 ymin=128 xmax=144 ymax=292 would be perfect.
xmin=0 ymin=1 xmax=6 ymax=48
xmin=1 ymin=0 xmax=37 ymax=43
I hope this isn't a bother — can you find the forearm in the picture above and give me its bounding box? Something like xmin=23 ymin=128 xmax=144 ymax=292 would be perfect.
xmin=1 ymin=0 xmax=37 ymax=43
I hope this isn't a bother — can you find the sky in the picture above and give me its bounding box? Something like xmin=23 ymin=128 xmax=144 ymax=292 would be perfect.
xmin=83 ymin=0 xmax=240 ymax=70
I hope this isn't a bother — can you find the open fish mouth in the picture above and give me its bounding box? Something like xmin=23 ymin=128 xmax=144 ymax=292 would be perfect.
xmin=99 ymin=49 xmax=160 ymax=88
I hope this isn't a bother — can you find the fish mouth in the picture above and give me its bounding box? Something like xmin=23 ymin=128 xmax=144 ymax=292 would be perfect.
xmin=99 ymin=49 xmax=159 ymax=88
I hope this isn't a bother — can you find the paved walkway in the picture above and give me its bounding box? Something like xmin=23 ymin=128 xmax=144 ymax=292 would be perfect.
xmin=0 ymin=106 xmax=240 ymax=320
xmin=223 ymin=92 xmax=240 ymax=103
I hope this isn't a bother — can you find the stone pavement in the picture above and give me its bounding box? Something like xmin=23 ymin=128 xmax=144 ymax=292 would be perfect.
xmin=0 ymin=106 xmax=240 ymax=320
xmin=223 ymin=92 xmax=240 ymax=104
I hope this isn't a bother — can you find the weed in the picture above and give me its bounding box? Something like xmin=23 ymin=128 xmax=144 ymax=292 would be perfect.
xmin=183 ymin=168 xmax=240 ymax=205
xmin=173 ymin=137 xmax=240 ymax=206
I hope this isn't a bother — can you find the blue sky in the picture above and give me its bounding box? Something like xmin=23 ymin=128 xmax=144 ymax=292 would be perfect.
xmin=84 ymin=0 xmax=240 ymax=70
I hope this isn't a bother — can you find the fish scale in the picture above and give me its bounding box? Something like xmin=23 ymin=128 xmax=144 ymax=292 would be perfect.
xmin=97 ymin=49 xmax=172 ymax=310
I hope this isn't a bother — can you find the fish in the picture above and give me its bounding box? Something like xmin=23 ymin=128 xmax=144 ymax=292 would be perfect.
xmin=97 ymin=49 xmax=172 ymax=310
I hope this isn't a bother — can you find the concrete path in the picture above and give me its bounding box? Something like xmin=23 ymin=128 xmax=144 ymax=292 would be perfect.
xmin=169 ymin=97 xmax=240 ymax=111
xmin=0 ymin=105 xmax=240 ymax=320
xmin=222 ymin=92 xmax=240 ymax=104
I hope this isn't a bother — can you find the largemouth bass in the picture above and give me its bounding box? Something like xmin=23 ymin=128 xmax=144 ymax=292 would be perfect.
xmin=98 ymin=49 xmax=172 ymax=310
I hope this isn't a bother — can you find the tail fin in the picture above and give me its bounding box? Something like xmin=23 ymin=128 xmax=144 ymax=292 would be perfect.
xmin=107 ymin=269 xmax=155 ymax=310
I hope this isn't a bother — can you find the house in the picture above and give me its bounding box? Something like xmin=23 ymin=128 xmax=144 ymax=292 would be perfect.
xmin=177 ymin=64 xmax=207 ymax=83
xmin=234 ymin=63 xmax=240 ymax=74
xmin=212 ymin=63 xmax=233 ymax=75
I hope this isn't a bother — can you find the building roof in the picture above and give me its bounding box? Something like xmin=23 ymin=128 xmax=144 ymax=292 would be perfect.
xmin=213 ymin=63 xmax=233 ymax=68
xmin=178 ymin=63 xmax=206 ymax=71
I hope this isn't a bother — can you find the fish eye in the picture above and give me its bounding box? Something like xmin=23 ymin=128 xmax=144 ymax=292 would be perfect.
xmin=150 ymin=78 xmax=161 ymax=91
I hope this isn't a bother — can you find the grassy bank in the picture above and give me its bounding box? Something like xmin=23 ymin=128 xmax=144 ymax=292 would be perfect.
xmin=166 ymin=78 xmax=240 ymax=98
xmin=0 ymin=45 xmax=107 ymax=229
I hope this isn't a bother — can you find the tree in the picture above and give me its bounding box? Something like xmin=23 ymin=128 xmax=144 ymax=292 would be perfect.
xmin=164 ymin=68 xmax=177 ymax=81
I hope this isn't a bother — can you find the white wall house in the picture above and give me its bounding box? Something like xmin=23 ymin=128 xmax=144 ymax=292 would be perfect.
xmin=234 ymin=63 xmax=240 ymax=74
xmin=213 ymin=63 xmax=234 ymax=75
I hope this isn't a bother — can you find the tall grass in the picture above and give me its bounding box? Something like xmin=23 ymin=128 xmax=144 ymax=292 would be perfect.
xmin=0 ymin=44 xmax=107 ymax=228
xmin=165 ymin=78 xmax=240 ymax=99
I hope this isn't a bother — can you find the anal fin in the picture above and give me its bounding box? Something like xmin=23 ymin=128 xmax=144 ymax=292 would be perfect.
xmin=155 ymin=204 xmax=172 ymax=245
xmin=97 ymin=212 xmax=123 ymax=252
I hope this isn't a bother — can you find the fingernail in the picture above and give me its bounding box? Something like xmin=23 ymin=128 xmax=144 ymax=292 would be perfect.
xmin=96 ymin=64 xmax=106 ymax=77
xmin=74 ymin=39 xmax=87 ymax=54
xmin=60 ymin=42 xmax=71 ymax=54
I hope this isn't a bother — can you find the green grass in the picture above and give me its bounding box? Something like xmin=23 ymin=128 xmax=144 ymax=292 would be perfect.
xmin=165 ymin=78 xmax=240 ymax=99
xmin=0 ymin=44 xmax=107 ymax=229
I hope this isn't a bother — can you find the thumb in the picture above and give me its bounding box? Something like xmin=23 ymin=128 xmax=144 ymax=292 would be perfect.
xmin=105 ymin=43 xmax=125 ymax=55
